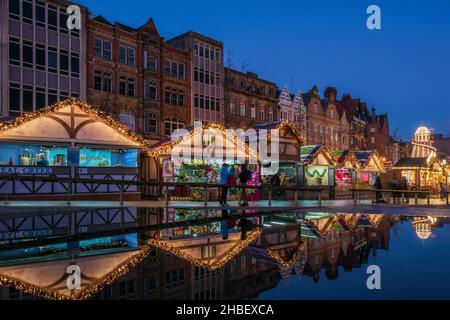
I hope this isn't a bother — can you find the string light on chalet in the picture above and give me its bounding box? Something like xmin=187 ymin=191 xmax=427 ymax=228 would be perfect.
xmin=0 ymin=98 xmax=152 ymax=153
xmin=148 ymin=122 xmax=261 ymax=161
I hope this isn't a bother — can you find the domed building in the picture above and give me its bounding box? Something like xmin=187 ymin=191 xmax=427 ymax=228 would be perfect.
xmin=393 ymin=126 xmax=449 ymax=191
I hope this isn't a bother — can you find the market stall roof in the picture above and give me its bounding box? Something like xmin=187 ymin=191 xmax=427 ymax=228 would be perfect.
xmin=148 ymin=122 xmax=260 ymax=161
xmin=354 ymin=150 xmax=386 ymax=173
xmin=251 ymin=120 xmax=304 ymax=143
xmin=147 ymin=230 xmax=262 ymax=270
xmin=393 ymin=157 xmax=430 ymax=169
xmin=330 ymin=149 xmax=361 ymax=169
xmin=0 ymin=99 xmax=150 ymax=150
xmin=300 ymin=145 xmax=336 ymax=166
xmin=0 ymin=248 xmax=150 ymax=300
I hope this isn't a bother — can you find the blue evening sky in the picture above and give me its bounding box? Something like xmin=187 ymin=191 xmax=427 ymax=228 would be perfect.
xmin=75 ymin=0 xmax=450 ymax=139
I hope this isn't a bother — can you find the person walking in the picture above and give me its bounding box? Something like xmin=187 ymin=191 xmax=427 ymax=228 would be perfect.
xmin=219 ymin=163 xmax=233 ymax=206
xmin=270 ymin=173 xmax=281 ymax=200
xmin=238 ymin=164 xmax=252 ymax=206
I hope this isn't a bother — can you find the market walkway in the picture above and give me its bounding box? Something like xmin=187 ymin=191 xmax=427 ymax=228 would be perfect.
xmin=2 ymin=199 xmax=450 ymax=216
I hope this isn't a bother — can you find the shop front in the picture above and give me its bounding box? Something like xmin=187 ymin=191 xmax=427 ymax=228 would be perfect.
xmin=0 ymin=99 xmax=150 ymax=200
xmin=299 ymin=145 xmax=336 ymax=199
xmin=354 ymin=151 xmax=385 ymax=188
xmin=148 ymin=122 xmax=261 ymax=202
xmin=331 ymin=150 xmax=360 ymax=199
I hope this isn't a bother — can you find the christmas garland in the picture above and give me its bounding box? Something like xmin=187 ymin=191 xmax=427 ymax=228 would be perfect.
xmin=306 ymin=167 xmax=327 ymax=178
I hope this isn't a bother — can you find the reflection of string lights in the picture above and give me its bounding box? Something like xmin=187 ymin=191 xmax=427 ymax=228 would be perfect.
xmin=147 ymin=229 xmax=262 ymax=270
xmin=265 ymin=243 xmax=306 ymax=267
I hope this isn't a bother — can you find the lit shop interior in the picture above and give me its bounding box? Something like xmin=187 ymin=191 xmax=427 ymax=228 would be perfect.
xmin=0 ymin=142 xmax=138 ymax=168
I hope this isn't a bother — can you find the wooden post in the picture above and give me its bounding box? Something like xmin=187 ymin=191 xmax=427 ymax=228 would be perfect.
xmin=447 ymin=192 xmax=449 ymax=206
xmin=318 ymin=191 xmax=322 ymax=207
xmin=268 ymin=187 xmax=272 ymax=207
xmin=204 ymin=184 xmax=208 ymax=208
xmin=427 ymin=193 xmax=430 ymax=206
xmin=165 ymin=185 xmax=169 ymax=211
xmin=294 ymin=190 xmax=298 ymax=208
xmin=353 ymin=191 xmax=357 ymax=206
xmin=415 ymin=193 xmax=418 ymax=205
xmin=401 ymin=193 xmax=405 ymax=204
xmin=66 ymin=178 xmax=72 ymax=207
xmin=120 ymin=180 xmax=124 ymax=207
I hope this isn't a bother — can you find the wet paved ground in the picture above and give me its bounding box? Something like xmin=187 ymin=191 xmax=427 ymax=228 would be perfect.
xmin=2 ymin=199 xmax=450 ymax=216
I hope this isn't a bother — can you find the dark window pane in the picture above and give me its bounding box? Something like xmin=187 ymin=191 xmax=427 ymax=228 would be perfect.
xmin=23 ymin=42 xmax=33 ymax=67
xmin=8 ymin=0 xmax=20 ymax=19
xmin=22 ymin=1 xmax=32 ymax=23
xmin=36 ymin=90 xmax=46 ymax=109
xmin=9 ymin=38 xmax=20 ymax=65
xmin=48 ymin=7 xmax=57 ymax=30
xmin=60 ymin=51 xmax=69 ymax=72
xmin=23 ymin=86 xmax=33 ymax=112
xmin=36 ymin=46 xmax=46 ymax=68
xmin=9 ymin=85 xmax=20 ymax=111
xmin=71 ymin=55 xmax=79 ymax=76
xmin=36 ymin=4 xmax=45 ymax=26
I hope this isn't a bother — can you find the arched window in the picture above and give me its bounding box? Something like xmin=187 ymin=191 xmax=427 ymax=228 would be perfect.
xmin=119 ymin=110 xmax=136 ymax=131
xmin=164 ymin=118 xmax=185 ymax=136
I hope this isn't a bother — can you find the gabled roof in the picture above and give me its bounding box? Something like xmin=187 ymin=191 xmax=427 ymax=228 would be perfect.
xmin=0 ymin=99 xmax=151 ymax=150
xmin=148 ymin=122 xmax=260 ymax=160
xmin=300 ymin=145 xmax=336 ymax=166
xmin=354 ymin=150 xmax=386 ymax=173
xmin=251 ymin=120 xmax=304 ymax=143
xmin=330 ymin=149 xmax=360 ymax=169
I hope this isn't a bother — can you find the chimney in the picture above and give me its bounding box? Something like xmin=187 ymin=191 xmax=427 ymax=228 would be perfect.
xmin=371 ymin=105 xmax=376 ymax=119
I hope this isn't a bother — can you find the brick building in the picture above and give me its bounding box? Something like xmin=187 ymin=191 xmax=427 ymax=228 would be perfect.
xmin=168 ymin=31 xmax=224 ymax=124
xmin=224 ymin=68 xmax=277 ymax=129
xmin=86 ymin=15 xmax=191 ymax=143
xmin=339 ymin=93 xmax=370 ymax=150
xmin=366 ymin=106 xmax=390 ymax=160
xmin=0 ymin=0 xmax=87 ymax=117
xmin=303 ymin=86 xmax=350 ymax=150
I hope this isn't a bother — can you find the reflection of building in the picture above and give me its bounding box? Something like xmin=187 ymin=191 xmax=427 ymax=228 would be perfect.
xmin=411 ymin=216 xmax=437 ymax=240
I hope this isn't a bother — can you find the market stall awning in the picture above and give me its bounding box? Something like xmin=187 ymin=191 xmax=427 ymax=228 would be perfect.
xmin=300 ymin=145 xmax=336 ymax=166
xmin=250 ymin=120 xmax=304 ymax=143
xmin=0 ymin=99 xmax=150 ymax=150
xmin=354 ymin=150 xmax=386 ymax=173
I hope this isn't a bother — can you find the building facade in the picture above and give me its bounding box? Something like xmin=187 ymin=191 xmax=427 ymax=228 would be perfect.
xmin=224 ymin=68 xmax=277 ymax=129
xmin=168 ymin=31 xmax=224 ymax=124
xmin=339 ymin=93 xmax=370 ymax=150
xmin=277 ymin=86 xmax=307 ymax=136
xmin=86 ymin=15 xmax=191 ymax=142
xmin=366 ymin=106 xmax=390 ymax=160
xmin=303 ymin=86 xmax=350 ymax=150
xmin=0 ymin=0 xmax=87 ymax=117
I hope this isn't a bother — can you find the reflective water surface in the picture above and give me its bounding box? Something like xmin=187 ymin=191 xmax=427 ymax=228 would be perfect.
xmin=0 ymin=208 xmax=449 ymax=300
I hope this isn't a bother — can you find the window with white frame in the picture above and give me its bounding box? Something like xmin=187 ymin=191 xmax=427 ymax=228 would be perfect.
xmin=259 ymin=108 xmax=265 ymax=120
xmin=144 ymin=80 xmax=158 ymax=100
xmin=164 ymin=118 xmax=185 ymax=136
xmin=94 ymin=38 xmax=112 ymax=61
xmin=144 ymin=112 xmax=158 ymax=135
xmin=119 ymin=110 xmax=136 ymax=131
xmin=240 ymin=101 xmax=246 ymax=117
xmin=250 ymin=105 xmax=256 ymax=119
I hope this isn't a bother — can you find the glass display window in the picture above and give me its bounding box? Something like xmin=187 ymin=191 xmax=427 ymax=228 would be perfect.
xmin=79 ymin=147 xmax=138 ymax=167
xmin=0 ymin=142 xmax=67 ymax=167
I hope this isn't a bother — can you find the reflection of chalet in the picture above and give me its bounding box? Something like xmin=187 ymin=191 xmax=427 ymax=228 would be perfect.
xmin=0 ymin=248 xmax=149 ymax=300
